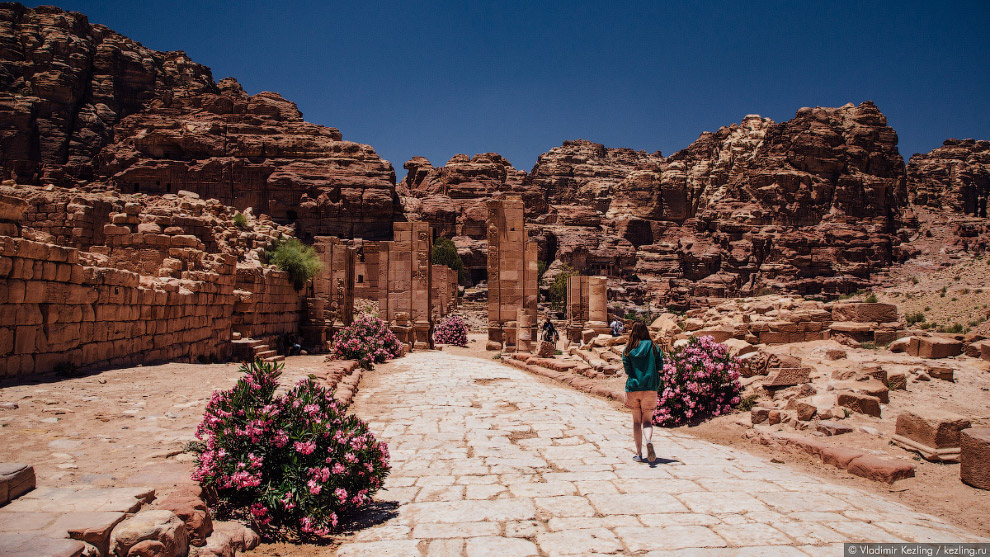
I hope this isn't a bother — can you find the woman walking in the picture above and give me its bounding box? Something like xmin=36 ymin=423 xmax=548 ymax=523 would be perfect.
xmin=622 ymin=322 xmax=662 ymax=463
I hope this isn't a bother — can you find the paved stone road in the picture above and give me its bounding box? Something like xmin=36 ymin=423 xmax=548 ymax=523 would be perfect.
xmin=338 ymin=352 xmax=986 ymax=556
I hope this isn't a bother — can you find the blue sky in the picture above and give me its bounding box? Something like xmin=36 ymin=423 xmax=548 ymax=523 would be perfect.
xmin=38 ymin=1 xmax=990 ymax=177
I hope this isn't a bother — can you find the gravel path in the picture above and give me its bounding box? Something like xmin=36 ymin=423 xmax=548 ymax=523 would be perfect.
xmin=340 ymin=351 xmax=987 ymax=556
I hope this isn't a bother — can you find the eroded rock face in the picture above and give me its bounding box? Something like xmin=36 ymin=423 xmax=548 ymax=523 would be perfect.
xmin=908 ymin=139 xmax=990 ymax=216
xmin=0 ymin=4 xmax=399 ymax=240
xmin=400 ymin=153 xmax=535 ymax=238
xmin=0 ymin=4 xmax=215 ymax=185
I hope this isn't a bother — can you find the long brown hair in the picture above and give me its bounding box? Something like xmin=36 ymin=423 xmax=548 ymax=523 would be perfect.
xmin=624 ymin=321 xmax=651 ymax=355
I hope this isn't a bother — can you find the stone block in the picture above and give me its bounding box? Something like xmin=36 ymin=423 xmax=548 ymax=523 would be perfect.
xmin=893 ymin=408 xmax=971 ymax=462
xmin=960 ymin=428 xmax=990 ymax=490
xmin=751 ymin=407 xmax=770 ymax=424
xmin=0 ymin=463 xmax=35 ymax=505
xmin=794 ymin=401 xmax=817 ymax=421
xmin=763 ymin=367 xmax=811 ymax=387
xmin=833 ymin=379 xmax=889 ymax=404
xmin=887 ymin=371 xmax=907 ymax=390
xmin=836 ymin=391 xmax=881 ymax=418
xmin=914 ymin=336 xmax=963 ymax=359
xmin=846 ymin=455 xmax=915 ymax=484
xmin=926 ymin=366 xmax=954 ymax=382
xmin=821 ymin=446 xmax=863 ymax=468
xmin=888 ymin=337 xmax=912 ymax=353
xmin=832 ymin=302 xmax=898 ymax=323
xmin=983 ymin=342 xmax=990 ymax=362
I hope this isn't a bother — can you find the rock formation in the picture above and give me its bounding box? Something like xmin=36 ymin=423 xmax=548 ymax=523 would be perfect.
xmin=908 ymin=139 xmax=989 ymax=216
xmin=0 ymin=3 xmax=399 ymax=240
xmin=3 ymin=3 xmax=990 ymax=311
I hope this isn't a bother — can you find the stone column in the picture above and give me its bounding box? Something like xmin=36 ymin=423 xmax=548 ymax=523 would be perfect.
xmin=410 ymin=222 xmax=433 ymax=349
xmin=587 ymin=276 xmax=610 ymax=334
xmin=486 ymin=212 xmax=503 ymax=349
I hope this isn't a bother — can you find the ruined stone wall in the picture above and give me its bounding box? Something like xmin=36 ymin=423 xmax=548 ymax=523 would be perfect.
xmin=0 ymin=185 xmax=307 ymax=378
xmin=0 ymin=235 xmax=235 ymax=377
xmin=231 ymin=266 xmax=302 ymax=341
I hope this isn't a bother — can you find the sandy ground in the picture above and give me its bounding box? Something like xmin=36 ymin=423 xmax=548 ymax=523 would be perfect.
xmin=0 ymin=356 xmax=331 ymax=495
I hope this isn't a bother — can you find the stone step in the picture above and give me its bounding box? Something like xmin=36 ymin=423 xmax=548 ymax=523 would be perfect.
xmin=263 ymin=355 xmax=285 ymax=363
xmin=254 ymin=349 xmax=277 ymax=359
xmin=0 ymin=463 xmax=35 ymax=505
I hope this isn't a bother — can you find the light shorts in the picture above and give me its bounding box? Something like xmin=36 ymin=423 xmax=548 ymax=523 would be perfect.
xmin=624 ymin=390 xmax=658 ymax=413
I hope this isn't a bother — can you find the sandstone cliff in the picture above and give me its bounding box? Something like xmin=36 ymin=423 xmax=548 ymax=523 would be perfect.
xmin=0 ymin=3 xmax=399 ymax=240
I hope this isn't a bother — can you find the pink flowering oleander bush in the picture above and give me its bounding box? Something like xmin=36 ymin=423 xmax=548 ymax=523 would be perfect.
xmin=329 ymin=314 xmax=403 ymax=369
xmin=652 ymin=335 xmax=742 ymax=427
xmin=433 ymin=315 xmax=468 ymax=347
xmin=192 ymin=360 xmax=390 ymax=540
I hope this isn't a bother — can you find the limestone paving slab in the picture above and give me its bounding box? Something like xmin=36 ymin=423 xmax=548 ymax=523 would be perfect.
xmin=336 ymin=352 xmax=987 ymax=555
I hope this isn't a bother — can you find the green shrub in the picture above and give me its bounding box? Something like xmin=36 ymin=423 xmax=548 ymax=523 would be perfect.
xmin=939 ymin=323 xmax=964 ymax=334
xmin=431 ymin=237 xmax=466 ymax=283
xmin=267 ymin=237 xmax=323 ymax=290
xmin=193 ymin=360 xmax=390 ymax=539
xmin=905 ymin=312 xmax=926 ymax=325
xmin=864 ymin=293 xmax=878 ymax=303
xmin=233 ymin=212 xmax=248 ymax=228
xmin=548 ymin=264 xmax=577 ymax=309
xmin=736 ymin=394 xmax=759 ymax=412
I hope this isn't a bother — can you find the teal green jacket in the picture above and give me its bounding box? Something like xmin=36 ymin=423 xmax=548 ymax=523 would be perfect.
xmin=622 ymin=340 xmax=662 ymax=392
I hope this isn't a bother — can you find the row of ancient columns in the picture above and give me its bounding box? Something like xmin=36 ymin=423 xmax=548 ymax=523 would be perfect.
xmin=302 ymin=222 xmax=458 ymax=352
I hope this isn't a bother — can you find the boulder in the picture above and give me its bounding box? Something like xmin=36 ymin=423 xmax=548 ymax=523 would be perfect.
xmin=961 ymin=428 xmax=990 ymax=490
xmin=893 ymin=408 xmax=971 ymax=462
xmin=109 ymin=510 xmax=189 ymax=557
xmin=983 ymin=342 xmax=990 ymax=362
xmin=836 ymin=391 xmax=882 ymax=418
xmin=751 ymin=407 xmax=770 ymax=424
xmin=156 ymin=492 xmax=213 ymax=546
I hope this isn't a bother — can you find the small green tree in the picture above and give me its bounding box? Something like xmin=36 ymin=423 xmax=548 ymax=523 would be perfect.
xmin=233 ymin=212 xmax=248 ymax=229
xmin=432 ymin=237 xmax=466 ymax=283
xmin=266 ymin=237 xmax=323 ymax=290
xmin=547 ymin=263 xmax=577 ymax=310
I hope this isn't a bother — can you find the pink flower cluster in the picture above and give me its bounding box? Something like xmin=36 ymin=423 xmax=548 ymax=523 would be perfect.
xmin=191 ymin=359 xmax=391 ymax=541
xmin=328 ymin=315 xmax=404 ymax=369
xmin=652 ymin=335 xmax=743 ymax=427
xmin=433 ymin=315 xmax=468 ymax=347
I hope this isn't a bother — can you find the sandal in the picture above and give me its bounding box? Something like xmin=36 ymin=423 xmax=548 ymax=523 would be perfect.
xmin=646 ymin=443 xmax=656 ymax=464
